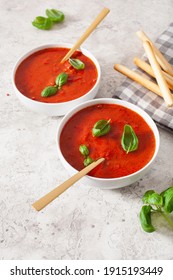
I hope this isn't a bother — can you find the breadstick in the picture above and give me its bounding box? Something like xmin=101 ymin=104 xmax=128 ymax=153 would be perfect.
xmin=143 ymin=41 xmax=173 ymax=107
xmin=136 ymin=30 xmax=173 ymax=76
xmin=134 ymin=57 xmax=173 ymax=90
xmin=114 ymin=64 xmax=163 ymax=97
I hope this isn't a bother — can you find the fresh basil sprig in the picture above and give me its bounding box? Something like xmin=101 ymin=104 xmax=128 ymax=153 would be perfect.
xmin=69 ymin=58 xmax=85 ymax=70
xmin=55 ymin=72 xmax=68 ymax=89
xmin=139 ymin=186 xmax=173 ymax=233
xmin=46 ymin=9 xmax=65 ymax=22
xmin=41 ymin=86 xmax=58 ymax=97
xmin=92 ymin=119 xmax=111 ymax=137
xmin=41 ymin=72 xmax=68 ymax=97
xmin=32 ymin=16 xmax=53 ymax=30
xmin=121 ymin=124 xmax=138 ymax=153
xmin=32 ymin=9 xmax=64 ymax=30
xmin=79 ymin=144 xmax=94 ymax=167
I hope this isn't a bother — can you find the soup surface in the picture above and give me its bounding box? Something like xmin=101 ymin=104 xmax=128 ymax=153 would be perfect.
xmin=60 ymin=104 xmax=156 ymax=178
xmin=15 ymin=47 xmax=98 ymax=103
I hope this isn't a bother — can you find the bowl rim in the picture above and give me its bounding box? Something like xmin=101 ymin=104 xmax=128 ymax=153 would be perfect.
xmin=12 ymin=43 xmax=101 ymax=106
xmin=56 ymin=97 xmax=160 ymax=182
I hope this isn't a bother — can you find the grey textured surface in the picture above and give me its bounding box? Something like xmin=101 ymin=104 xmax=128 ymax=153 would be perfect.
xmin=0 ymin=0 xmax=173 ymax=260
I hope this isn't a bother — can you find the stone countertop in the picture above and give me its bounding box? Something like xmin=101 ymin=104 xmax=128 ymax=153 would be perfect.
xmin=0 ymin=0 xmax=173 ymax=260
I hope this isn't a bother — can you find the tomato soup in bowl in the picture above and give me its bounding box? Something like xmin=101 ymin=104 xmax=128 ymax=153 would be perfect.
xmin=12 ymin=44 xmax=101 ymax=116
xmin=57 ymin=98 xmax=160 ymax=189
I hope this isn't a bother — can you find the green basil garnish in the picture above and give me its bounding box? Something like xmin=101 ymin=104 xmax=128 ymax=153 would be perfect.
xmin=79 ymin=144 xmax=94 ymax=167
xmin=139 ymin=205 xmax=155 ymax=233
xmin=139 ymin=186 xmax=173 ymax=233
xmin=32 ymin=16 xmax=53 ymax=30
xmin=160 ymin=186 xmax=173 ymax=214
xmin=84 ymin=157 xmax=94 ymax=167
xmin=142 ymin=191 xmax=163 ymax=207
xmin=55 ymin=72 xmax=68 ymax=89
xmin=41 ymin=72 xmax=68 ymax=97
xmin=79 ymin=145 xmax=89 ymax=157
xmin=121 ymin=124 xmax=138 ymax=153
xmin=41 ymin=86 xmax=58 ymax=97
xmin=92 ymin=119 xmax=111 ymax=137
xmin=142 ymin=190 xmax=156 ymax=204
xmin=69 ymin=58 xmax=85 ymax=70
xmin=46 ymin=9 xmax=65 ymax=22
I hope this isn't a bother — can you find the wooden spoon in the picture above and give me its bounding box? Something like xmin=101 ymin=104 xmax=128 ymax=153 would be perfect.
xmin=61 ymin=7 xmax=110 ymax=63
xmin=32 ymin=158 xmax=105 ymax=211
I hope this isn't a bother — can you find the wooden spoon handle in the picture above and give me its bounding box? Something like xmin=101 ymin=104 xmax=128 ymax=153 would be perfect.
xmin=61 ymin=7 xmax=110 ymax=63
xmin=32 ymin=158 xmax=105 ymax=211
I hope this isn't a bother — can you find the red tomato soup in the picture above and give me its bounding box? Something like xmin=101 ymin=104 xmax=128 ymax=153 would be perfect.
xmin=15 ymin=48 xmax=98 ymax=103
xmin=60 ymin=104 xmax=156 ymax=179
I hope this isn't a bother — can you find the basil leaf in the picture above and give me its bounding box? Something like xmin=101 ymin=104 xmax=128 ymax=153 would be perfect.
xmin=92 ymin=119 xmax=111 ymax=137
xmin=142 ymin=190 xmax=155 ymax=203
xmin=55 ymin=72 xmax=68 ymax=89
xmin=41 ymin=86 xmax=58 ymax=97
xmin=46 ymin=9 xmax=65 ymax=23
xmin=79 ymin=145 xmax=89 ymax=157
xmin=121 ymin=124 xmax=138 ymax=153
xmin=143 ymin=192 xmax=163 ymax=207
xmin=160 ymin=186 xmax=173 ymax=213
xmin=69 ymin=58 xmax=85 ymax=70
xmin=32 ymin=16 xmax=53 ymax=30
xmin=139 ymin=205 xmax=155 ymax=233
xmin=84 ymin=157 xmax=94 ymax=167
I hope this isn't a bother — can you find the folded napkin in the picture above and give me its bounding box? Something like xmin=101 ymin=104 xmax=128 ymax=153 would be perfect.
xmin=113 ymin=23 xmax=173 ymax=133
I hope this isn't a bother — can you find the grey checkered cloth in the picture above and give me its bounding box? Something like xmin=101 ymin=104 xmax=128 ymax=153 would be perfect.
xmin=113 ymin=23 xmax=173 ymax=132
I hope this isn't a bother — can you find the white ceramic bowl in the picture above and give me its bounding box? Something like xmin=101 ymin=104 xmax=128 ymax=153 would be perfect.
xmin=56 ymin=98 xmax=160 ymax=189
xmin=12 ymin=43 xmax=101 ymax=116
